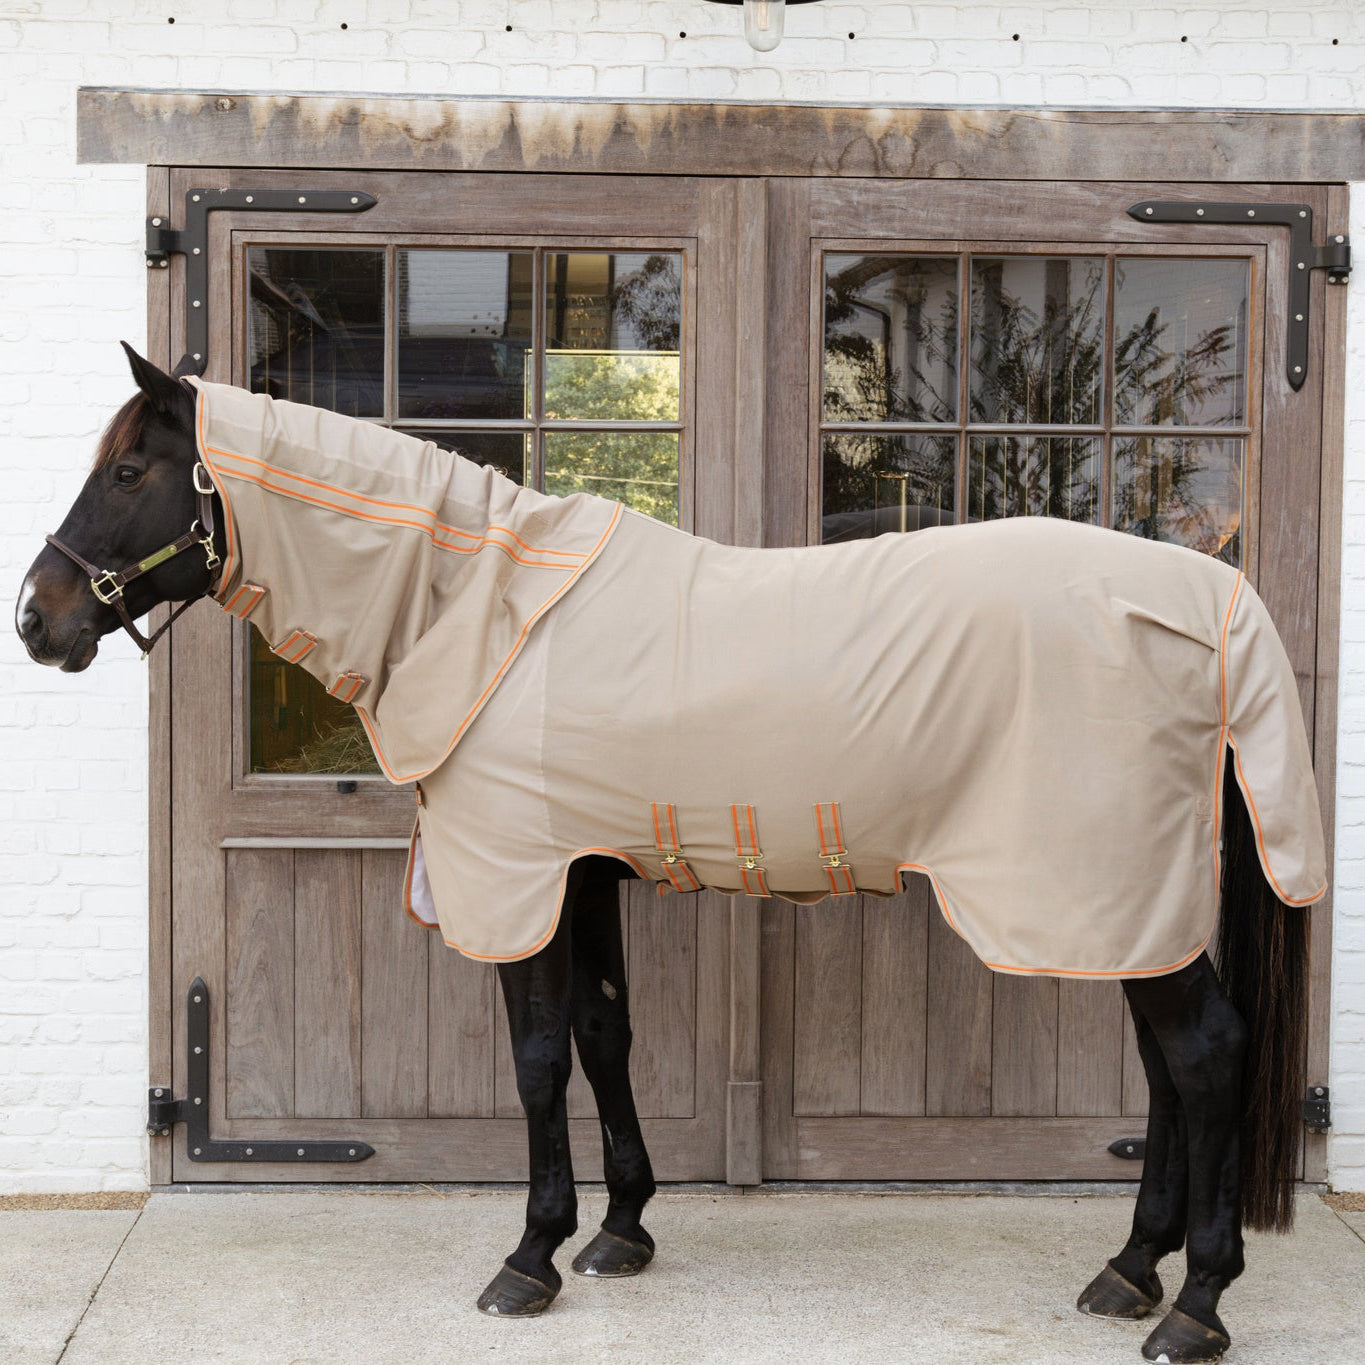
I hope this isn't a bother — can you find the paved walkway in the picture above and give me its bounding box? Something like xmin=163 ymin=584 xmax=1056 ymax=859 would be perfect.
xmin=3 ymin=1188 xmax=1363 ymax=1364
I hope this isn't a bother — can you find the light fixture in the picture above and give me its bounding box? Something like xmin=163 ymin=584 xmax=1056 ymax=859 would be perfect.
xmin=703 ymin=0 xmax=825 ymax=54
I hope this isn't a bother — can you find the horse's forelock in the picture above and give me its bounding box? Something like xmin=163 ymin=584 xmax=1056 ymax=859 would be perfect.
xmin=92 ymin=393 xmax=152 ymax=473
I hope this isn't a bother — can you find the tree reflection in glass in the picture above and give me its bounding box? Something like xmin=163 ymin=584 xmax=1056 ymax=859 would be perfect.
xmin=823 ymin=256 xmax=959 ymax=424
xmin=970 ymin=257 xmax=1105 ymax=426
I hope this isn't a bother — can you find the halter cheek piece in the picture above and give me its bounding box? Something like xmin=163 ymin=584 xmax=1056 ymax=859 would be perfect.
xmin=44 ymin=461 xmax=221 ymax=659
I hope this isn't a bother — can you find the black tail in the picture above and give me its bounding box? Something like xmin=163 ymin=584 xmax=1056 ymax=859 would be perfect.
xmin=1215 ymin=752 xmax=1308 ymax=1233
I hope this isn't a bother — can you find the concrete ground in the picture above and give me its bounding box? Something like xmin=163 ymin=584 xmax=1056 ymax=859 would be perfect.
xmin=3 ymin=1188 xmax=1363 ymax=1364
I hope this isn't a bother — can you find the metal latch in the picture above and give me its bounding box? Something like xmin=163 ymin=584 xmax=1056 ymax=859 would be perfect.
xmin=1303 ymin=1085 xmax=1331 ymax=1134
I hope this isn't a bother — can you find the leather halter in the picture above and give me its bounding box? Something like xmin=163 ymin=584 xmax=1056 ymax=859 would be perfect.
xmin=45 ymin=461 xmax=221 ymax=659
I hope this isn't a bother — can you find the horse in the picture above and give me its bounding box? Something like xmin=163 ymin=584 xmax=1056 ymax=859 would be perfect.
xmin=16 ymin=344 xmax=1325 ymax=1365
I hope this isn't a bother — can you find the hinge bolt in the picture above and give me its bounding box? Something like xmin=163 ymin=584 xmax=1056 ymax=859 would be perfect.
xmin=1316 ymin=1086 xmax=1325 ymax=1096
xmin=298 ymin=1148 xmax=305 ymax=1156
xmin=194 ymin=1096 xmax=202 ymax=1105
xmin=245 ymin=1148 xmax=253 ymax=1156
xmin=193 ymin=1147 xmax=201 ymax=1156
xmin=154 ymin=1088 xmax=163 ymax=1097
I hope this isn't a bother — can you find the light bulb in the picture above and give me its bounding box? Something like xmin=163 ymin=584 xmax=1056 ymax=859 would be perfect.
xmin=742 ymin=0 xmax=785 ymax=52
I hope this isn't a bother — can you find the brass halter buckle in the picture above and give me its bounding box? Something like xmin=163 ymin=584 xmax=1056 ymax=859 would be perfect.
xmin=89 ymin=569 xmax=124 ymax=605
xmin=821 ymin=853 xmax=845 ymax=870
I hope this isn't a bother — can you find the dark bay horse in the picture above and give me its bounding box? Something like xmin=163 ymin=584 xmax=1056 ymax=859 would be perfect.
xmin=16 ymin=346 xmax=1314 ymax=1364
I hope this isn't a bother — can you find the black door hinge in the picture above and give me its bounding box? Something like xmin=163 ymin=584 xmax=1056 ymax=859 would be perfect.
xmin=1303 ymin=1084 xmax=1331 ymax=1134
xmin=1108 ymin=1135 xmax=1146 ymax=1161
xmin=1127 ymin=199 xmax=1350 ymax=391
xmin=146 ymin=187 xmax=377 ymax=377
xmin=149 ymin=977 xmax=374 ymax=1164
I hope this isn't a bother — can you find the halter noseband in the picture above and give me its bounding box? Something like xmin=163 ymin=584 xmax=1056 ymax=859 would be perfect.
xmin=45 ymin=461 xmax=221 ymax=659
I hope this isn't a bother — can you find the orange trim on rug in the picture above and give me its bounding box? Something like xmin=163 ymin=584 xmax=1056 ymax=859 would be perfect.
xmin=202 ymin=446 xmax=585 ymax=565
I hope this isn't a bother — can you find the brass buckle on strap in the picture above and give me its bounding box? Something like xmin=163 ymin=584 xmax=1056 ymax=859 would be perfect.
xmin=90 ymin=570 xmax=124 ymax=605
xmin=821 ymin=853 xmax=846 ymax=870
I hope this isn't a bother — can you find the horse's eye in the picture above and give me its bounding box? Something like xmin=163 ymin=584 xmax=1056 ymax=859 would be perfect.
xmin=114 ymin=466 xmax=141 ymax=487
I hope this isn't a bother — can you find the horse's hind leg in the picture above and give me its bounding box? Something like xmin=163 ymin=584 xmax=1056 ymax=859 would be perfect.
xmin=478 ymin=910 xmax=577 ymax=1317
xmin=1077 ymin=996 xmax=1188 ymax=1322
xmin=1130 ymin=954 xmax=1247 ymax=1363
xmin=567 ymin=861 xmax=657 ymax=1277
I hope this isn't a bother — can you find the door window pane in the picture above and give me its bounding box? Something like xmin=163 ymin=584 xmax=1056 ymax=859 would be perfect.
xmin=248 ymin=628 xmax=380 ymax=775
xmin=398 ymin=429 xmax=530 ymax=486
xmin=543 ymin=253 xmax=682 ymax=421
xmin=248 ymin=248 xmax=385 ymax=416
xmin=544 ymin=431 xmax=680 ymax=524
xmin=823 ymin=255 xmax=959 ymax=423
xmin=397 ymin=250 xmax=534 ymax=420
xmin=967 ymin=435 xmax=1101 ymax=523
xmin=821 ymin=433 xmax=957 ymax=542
xmin=970 ymin=257 xmax=1104 ymax=425
xmin=1113 ymin=258 xmax=1249 ymax=428
xmin=1112 ymin=436 xmax=1244 ymax=566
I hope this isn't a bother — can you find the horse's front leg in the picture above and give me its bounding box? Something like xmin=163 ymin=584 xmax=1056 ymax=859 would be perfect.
xmin=478 ymin=912 xmax=576 ymax=1317
xmin=566 ymin=860 xmax=657 ymax=1277
xmin=1077 ymin=994 xmax=1188 ymax=1321
xmin=1129 ymin=955 xmax=1247 ymax=1363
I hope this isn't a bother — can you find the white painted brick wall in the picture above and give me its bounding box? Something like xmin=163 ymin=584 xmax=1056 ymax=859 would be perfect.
xmin=0 ymin=0 xmax=1362 ymax=1191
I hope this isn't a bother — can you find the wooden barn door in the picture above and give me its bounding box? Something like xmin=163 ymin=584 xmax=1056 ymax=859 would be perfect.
xmin=757 ymin=178 xmax=1335 ymax=1179
xmin=160 ymin=167 xmax=748 ymax=1182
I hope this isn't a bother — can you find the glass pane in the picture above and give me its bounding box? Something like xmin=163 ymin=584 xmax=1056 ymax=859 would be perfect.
xmin=248 ymin=248 xmax=385 ymax=416
xmin=248 ymin=627 xmax=379 ymax=775
xmin=1113 ymin=258 xmax=1249 ymax=427
xmin=543 ymin=253 xmax=682 ymax=421
xmin=397 ymin=429 xmax=530 ymax=486
xmin=967 ymin=435 xmax=1101 ymax=522
xmin=544 ymin=431 xmax=679 ymax=524
xmin=821 ymin=433 xmax=957 ymax=543
xmin=397 ymin=250 xmax=534 ymax=420
xmin=1113 ymin=436 xmax=1244 ymax=566
xmin=822 ymin=255 xmax=959 ymax=423
xmin=970 ymin=257 xmax=1105 ymax=425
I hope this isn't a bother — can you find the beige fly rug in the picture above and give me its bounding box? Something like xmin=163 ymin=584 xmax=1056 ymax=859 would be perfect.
xmin=191 ymin=378 xmax=1327 ymax=977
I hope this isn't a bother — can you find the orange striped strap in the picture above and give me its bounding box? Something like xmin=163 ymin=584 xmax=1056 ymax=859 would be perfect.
xmin=814 ymin=801 xmax=856 ymax=896
xmin=222 ymin=582 xmax=266 ymax=620
xmin=327 ymin=671 xmax=367 ymax=705
xmin=730 ymin=803 xmax=771 ymax=898
xmin=651 ymin=801 xmax=701 ymax=893
xmin=271 ymin=629 xmax=318 ymax=665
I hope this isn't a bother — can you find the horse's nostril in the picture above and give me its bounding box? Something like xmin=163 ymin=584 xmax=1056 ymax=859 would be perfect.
xmin=17 ymin=602 xmax=45 ymax=645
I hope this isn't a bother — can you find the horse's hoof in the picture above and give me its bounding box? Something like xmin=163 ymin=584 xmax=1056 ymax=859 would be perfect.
xmin=1076 ymin=1261 xmax=1163 ymax=1319
xmin=571 ymin=1227 xmax=655 ymax=1277
xmin=1141 ymin=1307 xmax=1231 ymax=1363
xmin=476 ymin=1261 xmax=561 ymax=1317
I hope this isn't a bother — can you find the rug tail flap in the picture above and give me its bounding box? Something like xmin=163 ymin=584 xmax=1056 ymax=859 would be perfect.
xmin=1223 ymin=580 xmax=1328 ymax=906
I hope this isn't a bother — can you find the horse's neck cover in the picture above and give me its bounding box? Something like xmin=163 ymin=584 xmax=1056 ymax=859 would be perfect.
xmin=190 ymin=377 xmax=621 ymax=783
xmin=192 ymin=379 xmax=1326 ymax=976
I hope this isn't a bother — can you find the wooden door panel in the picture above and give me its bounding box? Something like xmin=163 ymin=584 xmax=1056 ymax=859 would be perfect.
xmin=428 ymin=947 xmax=496 ymax=1118
xmin=859 ymin=888 xmax=929 ymax=1116
xmin=1057 ymin=980 xmax=1127 ymax=1117
xmin=627 ymin=884 xmax=699 ymax=1120
xmin=165 ymin=168 xmax=740 ymax=1181
xmin=293 ymin=850 xmax=363 ymax=1117
xmin=991 ymin=976 xmax=1059 ymax=1118
xmin=793 ymin=901 xmax=863 ymax=1116
xmin=924 ymin=905 xmax=993 ymax=1117
xmin=361 ymin=850 xmax=427 ymax=1118
xmin=224 ymin=847 xmax=294 ymax=1119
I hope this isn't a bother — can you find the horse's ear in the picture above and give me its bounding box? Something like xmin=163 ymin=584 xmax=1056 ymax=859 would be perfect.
xmin=120 ymin=341 xmax=190 ymax=422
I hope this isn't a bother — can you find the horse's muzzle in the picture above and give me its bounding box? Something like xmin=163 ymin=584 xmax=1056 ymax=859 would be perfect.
xmin=15 ymin=571 xmax=101 ymax=671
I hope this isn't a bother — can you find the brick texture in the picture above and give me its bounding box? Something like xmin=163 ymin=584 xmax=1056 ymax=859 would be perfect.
xmin=0 ymin=0 xmax=1362 ymax=1192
